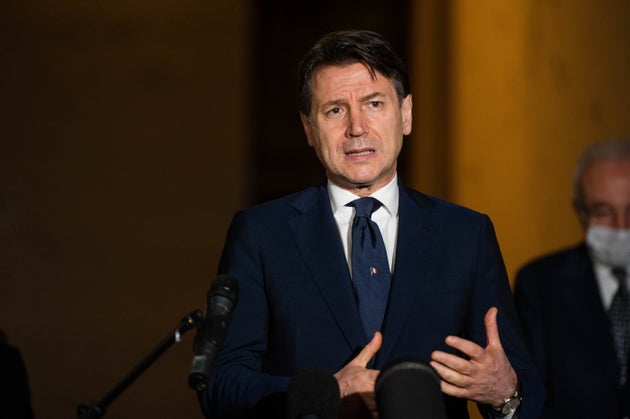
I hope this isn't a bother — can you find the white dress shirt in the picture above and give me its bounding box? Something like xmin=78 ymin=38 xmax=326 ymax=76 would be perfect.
xmin=327 ymin=174 xmax=399 ymax=277
xmin=594 ymin=259 xmax=630 ymax=310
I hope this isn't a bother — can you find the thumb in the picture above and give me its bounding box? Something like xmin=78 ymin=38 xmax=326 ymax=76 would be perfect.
xmin=353 ymin=331 xmax=383 ymax=366
xmin=484 ymin=307 xmax=502 ymax=348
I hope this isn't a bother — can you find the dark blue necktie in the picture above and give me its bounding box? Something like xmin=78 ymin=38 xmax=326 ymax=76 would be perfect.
xmin=610 ymin=267 xmax=630 ymax=386
xmin=347 ymin=197 xmax=391 ymax=341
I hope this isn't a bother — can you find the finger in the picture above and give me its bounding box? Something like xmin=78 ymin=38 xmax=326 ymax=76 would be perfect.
xmin=442 ymin=335 xmax=484 ymax=360
xmin=352 ymin=331 xmax=382 ymax=366
xmin=439 ymin=377 xmax=470 ymax=399
xmin=484 ymin=306 xmax=501 ymax=348
xmin=431 ymin=350 xmax=472 ymax=375
xmin=430 ymin=359 xmax=468 ymax=386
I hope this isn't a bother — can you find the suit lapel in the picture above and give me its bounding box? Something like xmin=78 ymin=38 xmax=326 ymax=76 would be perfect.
xmin=559 ymin=245 xmax=620 ymax=386
xmin=288 ymin=186 xmax=366 ymax=350
xmin=378 ymin=185 xmax=440 ymax=362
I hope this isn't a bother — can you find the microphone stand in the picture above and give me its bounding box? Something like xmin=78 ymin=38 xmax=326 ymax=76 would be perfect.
xmin=76 ymin=310 xmax=203 ymax=419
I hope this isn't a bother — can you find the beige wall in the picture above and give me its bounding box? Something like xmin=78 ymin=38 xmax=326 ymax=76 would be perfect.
xmin=409 ymin=0 xmax=630 ymax=281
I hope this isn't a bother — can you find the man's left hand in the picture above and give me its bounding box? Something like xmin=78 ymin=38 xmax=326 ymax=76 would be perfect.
xmin=429 ymin=307 xmax=518 ymax=407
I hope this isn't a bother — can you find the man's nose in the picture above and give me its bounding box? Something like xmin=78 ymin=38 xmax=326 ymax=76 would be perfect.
xmin=612 ymin=211 xmax=630 ymax=230
xmin=618 ymin=216 xmax=630 ymax=230
xmin=345 ymin=111 xmax=368 ymax=138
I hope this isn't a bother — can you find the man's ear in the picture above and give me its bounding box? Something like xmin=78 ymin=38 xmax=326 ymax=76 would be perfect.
xmin=572 ymin=198 xmax=589 ymax=229
xmin=300 ymin=113 xmax=314 ymax=147
xmin=401 ymin=94 xmax=412 ymax=135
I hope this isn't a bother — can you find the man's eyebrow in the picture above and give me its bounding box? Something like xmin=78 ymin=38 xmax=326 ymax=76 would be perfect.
xmin=588 ymin=202 xmax=615 ymax=211
xmin=320 ymin=92 xmax=386 ymax=109
xmin=321 ymin=99 xmax=346 ymax=109
xmin=361 ymin=92 xmax=385 ymax=102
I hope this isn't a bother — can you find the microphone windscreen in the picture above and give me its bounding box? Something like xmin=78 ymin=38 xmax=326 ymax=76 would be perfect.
xmin=286 ymin=367 xmax=340 ymax=419
xmin=375 ymin=360 xmax=447 ymax=419
xmin=209 ymin=274 xmax=239 ymax=302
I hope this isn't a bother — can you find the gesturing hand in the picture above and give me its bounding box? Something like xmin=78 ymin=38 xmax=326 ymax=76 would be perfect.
xmin=334 ymin=332 xmax=382 ymax=418
xmin=334 ymin=331 xmax=382 ymax=397
xmin=429 ymin=307 xmax=518 ymax=407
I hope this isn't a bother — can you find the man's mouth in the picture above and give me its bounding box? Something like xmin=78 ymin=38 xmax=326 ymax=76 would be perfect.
xmin=346 ymin=149 xmax=375 ymax=157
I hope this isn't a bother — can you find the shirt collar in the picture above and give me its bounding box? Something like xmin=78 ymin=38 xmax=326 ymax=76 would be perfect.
xmin=593 ymin=258 xmax=630 ymax=280
xmin=327 ymin=174 xmax=399 ymax=218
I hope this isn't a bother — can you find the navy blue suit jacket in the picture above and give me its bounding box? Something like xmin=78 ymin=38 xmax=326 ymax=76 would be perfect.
xmin=201 ymin=183 xmax=543 ymax=418
xmin=514 ymin=243 xmax=630 ymax=418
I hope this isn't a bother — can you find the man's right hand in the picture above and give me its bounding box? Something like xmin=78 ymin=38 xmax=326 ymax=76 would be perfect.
xmin=334 ymin=331 xmax=382 ymax=417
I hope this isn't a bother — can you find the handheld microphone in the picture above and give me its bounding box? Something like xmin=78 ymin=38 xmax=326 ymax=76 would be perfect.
xmin=286 ymin=367 xmax=340 ymax=419
xmin=188 ymin=274 xmax=239 ymax=392
xmin=375 ymin=359 xmax=447 ymax=419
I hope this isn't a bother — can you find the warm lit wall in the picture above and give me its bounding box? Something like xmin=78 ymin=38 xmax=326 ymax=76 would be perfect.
xmin=410 ymin=0 xmax=630 ymax=281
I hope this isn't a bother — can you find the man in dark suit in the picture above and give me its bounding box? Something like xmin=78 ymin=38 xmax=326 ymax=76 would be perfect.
xmin=514 ymin=139 xmax=630 ymax=418
xmin=200 ymin=30 xmax=543 ymax=418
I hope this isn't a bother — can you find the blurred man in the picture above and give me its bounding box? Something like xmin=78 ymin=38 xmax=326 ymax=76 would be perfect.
xmin=515 ymin=138 xmax=630 ymax=418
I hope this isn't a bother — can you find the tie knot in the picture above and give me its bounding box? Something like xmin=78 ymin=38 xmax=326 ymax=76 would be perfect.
xmin=612 ymin=267 xmax=628 ymax=286
xmin=347 ymin=197 xmax=382 ymax=218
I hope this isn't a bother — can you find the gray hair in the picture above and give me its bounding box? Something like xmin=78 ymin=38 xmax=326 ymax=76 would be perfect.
xmin=573 ymin=138 xmax=630 ymax=211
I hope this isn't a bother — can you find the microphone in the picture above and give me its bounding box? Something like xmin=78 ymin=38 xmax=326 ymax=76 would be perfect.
xmin=286 ymin=367 xmax=340 ymax=419
xmin=188 ymin=274 xmax=239 ymax=392
xmin=375 ymin=359 xmax=447 ymax=419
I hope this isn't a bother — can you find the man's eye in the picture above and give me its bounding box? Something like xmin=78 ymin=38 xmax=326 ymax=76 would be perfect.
xmin=326 ymin=107 xmax=343 ymax=117
xmin=369 ymin=101 xmax=382 ymax=109
xmin=589 ymin=206 xmax=615 ymax=219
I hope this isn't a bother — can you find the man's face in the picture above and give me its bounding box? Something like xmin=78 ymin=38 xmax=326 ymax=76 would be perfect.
xmin=580 ymin=159 xmax=630 ymax=229
xmin=300 ymin=63 xmax=412 ymax=196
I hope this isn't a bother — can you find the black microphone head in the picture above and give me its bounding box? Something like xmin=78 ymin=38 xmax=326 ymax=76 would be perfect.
xmin=375 ymin=359 xmax=447 ymax=419
xmin=286 ymin=367 xmax=340 ymax=419
xmin=209 ymin=274 xmax=239 ymax=302
xmin=188 ymin=275 xmax=239 ymax=392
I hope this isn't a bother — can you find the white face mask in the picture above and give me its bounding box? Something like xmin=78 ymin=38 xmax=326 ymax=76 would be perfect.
xmin=586 ymin=225 xmax=630 ymax=267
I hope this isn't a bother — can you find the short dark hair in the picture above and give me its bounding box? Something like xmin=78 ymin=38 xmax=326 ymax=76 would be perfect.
xmin=297 ymin=29 xmax=411 ymax=116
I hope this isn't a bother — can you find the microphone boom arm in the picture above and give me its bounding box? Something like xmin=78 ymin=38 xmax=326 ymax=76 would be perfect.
xmin=76 ymin=310 xmax=203 ymax=419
